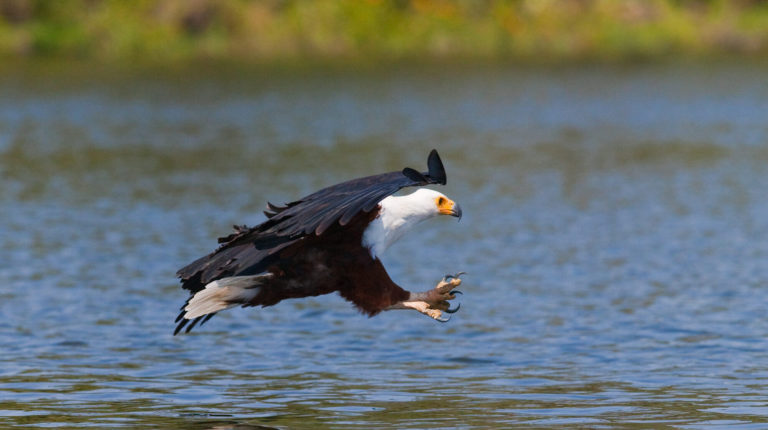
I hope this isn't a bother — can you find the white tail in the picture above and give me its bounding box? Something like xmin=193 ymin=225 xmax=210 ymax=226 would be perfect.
xmin=183 ymin=274 xmax=271 ymax=319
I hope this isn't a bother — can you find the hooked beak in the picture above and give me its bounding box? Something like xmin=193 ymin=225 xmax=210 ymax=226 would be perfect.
xmin=437 ymin=197 xmax=462 ymax=220
xmin=451 ymin=202 xmax=462 ymax=220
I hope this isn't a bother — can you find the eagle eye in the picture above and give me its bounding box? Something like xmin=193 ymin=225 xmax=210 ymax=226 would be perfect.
xmin=437 ymin=197 xmax=446 ymax=206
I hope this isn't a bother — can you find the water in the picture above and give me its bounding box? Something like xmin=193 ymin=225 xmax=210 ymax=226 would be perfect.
xmin=2 ymin=61 xmax=768 ymax=428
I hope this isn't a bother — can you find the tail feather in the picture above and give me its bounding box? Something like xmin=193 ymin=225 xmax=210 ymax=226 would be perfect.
xmin=174 ymin=274 xmax=272 ymax=335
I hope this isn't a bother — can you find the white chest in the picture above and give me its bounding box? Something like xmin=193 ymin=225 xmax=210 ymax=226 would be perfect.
xmin=361 ymin=194 xmax=436 ymax=258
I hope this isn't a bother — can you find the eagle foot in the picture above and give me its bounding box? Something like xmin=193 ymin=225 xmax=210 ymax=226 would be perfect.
xmin=387 ymin=272 xmax=465 ymax=322
xmin=436 ymin=272 xmax=465 ymax=294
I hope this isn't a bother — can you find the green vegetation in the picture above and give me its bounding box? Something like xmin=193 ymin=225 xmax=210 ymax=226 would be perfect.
xmin=1 ymin=0 xmax=768 ymax=63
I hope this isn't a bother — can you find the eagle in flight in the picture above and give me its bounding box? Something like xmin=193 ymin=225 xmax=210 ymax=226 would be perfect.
xmin=174 ymin=150 xmax=464 ymax=334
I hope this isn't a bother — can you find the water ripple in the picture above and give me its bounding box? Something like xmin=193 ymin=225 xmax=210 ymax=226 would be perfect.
xmin=3 ymin=62 xmax=768 ymax=427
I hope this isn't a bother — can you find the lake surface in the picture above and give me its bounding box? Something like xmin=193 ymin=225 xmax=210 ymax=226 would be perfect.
xmin=2 ymin=61 xmax=768 ymax=428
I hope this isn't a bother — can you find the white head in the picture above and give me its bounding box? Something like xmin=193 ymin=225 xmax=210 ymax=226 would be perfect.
xmin=362 ymin=188 xmax=462 ymax=258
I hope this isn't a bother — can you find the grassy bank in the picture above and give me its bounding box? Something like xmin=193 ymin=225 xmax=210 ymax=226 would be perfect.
xmin=1 ymin=0 xmax=768 ymax=63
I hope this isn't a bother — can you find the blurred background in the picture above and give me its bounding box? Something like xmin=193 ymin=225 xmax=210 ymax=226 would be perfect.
xmin=1 ymin=0 xmax=768 ymax=62
xmin=3 ymin=1 xmax=768 ymax=428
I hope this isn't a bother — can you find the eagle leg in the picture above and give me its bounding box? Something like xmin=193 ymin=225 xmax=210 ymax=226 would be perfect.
xmin=385 ymin=272 xmax=464 ymax=322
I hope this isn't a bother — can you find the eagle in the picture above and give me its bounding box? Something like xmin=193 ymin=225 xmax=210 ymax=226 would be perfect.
xmin=174 ymin=149 xmax=464 ymax=335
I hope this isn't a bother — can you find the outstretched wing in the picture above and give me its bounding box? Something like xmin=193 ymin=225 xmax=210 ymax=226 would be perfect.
xmin=177 ymin=149 xmax=448 ymax=291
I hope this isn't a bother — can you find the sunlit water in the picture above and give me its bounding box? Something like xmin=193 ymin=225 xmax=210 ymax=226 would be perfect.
xmin=2 ymin=61 xmax=768 ymax=428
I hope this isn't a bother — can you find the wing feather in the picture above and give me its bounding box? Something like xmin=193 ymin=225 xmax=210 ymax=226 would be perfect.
xmin=340 ymin=186 xmax=388 ymax=226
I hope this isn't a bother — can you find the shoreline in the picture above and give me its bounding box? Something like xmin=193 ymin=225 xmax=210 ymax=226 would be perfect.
xmin=1 ymin=1 xmax=768 ymax=64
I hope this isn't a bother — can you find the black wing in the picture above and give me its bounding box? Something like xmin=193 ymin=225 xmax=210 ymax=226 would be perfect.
xmin=177 ymin=149 xmax=448 ymax=291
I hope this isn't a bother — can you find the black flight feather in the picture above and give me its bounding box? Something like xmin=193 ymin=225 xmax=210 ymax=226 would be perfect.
xmin=402 ymin=167 xmax=427 ymax=183
xmin=427 ymin=149 xmax=447 ymax=185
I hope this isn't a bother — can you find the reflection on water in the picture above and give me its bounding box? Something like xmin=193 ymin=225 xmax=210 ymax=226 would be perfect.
xmin=2 ymin=61 xmax=768 ymax=427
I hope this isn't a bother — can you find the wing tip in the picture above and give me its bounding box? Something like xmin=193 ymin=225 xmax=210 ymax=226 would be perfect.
xmin=401 ymin=149 xmax=447 ymax=186
xmin=402 ymin=167 xmax=427 ymax=182
xmin=427 ymin=149 xmax=447 ymax=185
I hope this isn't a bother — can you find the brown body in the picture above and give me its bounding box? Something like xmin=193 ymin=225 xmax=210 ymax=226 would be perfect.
xmin=249 ymin=210 xmax=408 ymax=315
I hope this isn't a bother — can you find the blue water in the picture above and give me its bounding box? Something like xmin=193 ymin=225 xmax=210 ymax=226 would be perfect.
xmin=2 ymin=61 xmax=768 ymax=428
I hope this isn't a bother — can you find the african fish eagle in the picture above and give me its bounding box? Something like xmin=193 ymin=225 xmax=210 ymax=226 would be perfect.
xmin=174 ymin=149 xmax=464 ymax=334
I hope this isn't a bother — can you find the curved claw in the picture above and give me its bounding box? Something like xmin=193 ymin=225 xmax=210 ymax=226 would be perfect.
xmin=444 ymin=271 xmax=467 ymax=281
xmin=435 ymin=314 xmax=451 ymax=323
xmin=445 ymin=302 xmax=461 ymax=314
xmin=451 ymin=290 xmax=463 ymax=296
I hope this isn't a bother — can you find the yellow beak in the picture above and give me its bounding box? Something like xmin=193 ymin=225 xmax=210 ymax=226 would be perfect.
xmin=438 ymin=198 xmax=462 ymax=219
